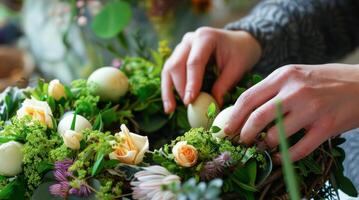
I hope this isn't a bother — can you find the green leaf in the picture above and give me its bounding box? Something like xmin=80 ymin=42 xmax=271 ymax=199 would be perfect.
xmin=93 ymin=114 xmax=103 ymax=131
xmin=210 ymin=126 xmax=221 ymax=133
xmin=37 ymin=161 xmax=54 ymax=174
xmin=91 ymin=0 xmax=132 ymax=38
xmin=101 ymin=106 xmax=118 ymax=125
xmin=70 ymin=112 xmax=77 ymax=131
xmin=0 ymin=135 xmax=18 ymax=144
xmin=275 ymin=102 xmax=300 ymax=200
xmin=247 ymin=160 xmax=257 ymax=186
xmin=207 ymin=103 xmax=217 ymax=119
xmin=91 ymin=152 xmax=105 ymax=176
xmin=0 ymin=176 xmax=25 ymax=200
xmin=136 ymin=113 xmax=169 ymax=133
xmin=251 ymin=74 xmax=263 ymax=85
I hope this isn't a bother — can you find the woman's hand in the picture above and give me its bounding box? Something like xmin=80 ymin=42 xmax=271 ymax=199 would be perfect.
xmin=161 ymin=27 xmax=262 ymax=113
xmin=225 ymin=64 xmax=359 ymax=162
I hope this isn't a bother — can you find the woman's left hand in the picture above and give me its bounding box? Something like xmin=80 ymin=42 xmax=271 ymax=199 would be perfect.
xmin=224 ymin=64 xmax=359 ymax=162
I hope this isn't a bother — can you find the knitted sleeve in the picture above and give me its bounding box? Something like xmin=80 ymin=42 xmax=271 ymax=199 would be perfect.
xmin=225 ymin=0 xmax=359 ymax=75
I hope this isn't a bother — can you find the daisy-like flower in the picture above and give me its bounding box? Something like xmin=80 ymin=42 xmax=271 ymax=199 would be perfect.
xmin=200 ymin=152 xmax=232 ymax=181
xmin=131 ymin=165 xmax=180 ymax=200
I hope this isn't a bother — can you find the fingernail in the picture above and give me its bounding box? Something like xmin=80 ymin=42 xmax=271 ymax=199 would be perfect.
xmin=184 ymin=91 xmax=192 ymax=105
xmin=224 ymin=124 xmax=233 ymax=135
xmin=163 ymin=101 xmax=170 ymax=113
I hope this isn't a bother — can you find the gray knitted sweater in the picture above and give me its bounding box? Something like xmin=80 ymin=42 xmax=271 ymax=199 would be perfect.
xmin=226 ymin=0 xmax=359 ymax=75
xmin=225 ymin=0 xmax=359 ymax=190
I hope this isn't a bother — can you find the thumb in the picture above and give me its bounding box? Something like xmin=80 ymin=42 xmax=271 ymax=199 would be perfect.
xmin=211 ymin=64 xmax=245 ymax=106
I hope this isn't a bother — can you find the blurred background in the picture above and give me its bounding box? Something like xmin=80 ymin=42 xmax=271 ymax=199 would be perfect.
xmin=0 ymin=0 xmax=259 ymax=91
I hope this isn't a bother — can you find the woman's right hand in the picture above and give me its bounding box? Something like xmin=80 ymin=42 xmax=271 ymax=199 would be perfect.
xmin=161 ymin=27 xmax=262 ymax=113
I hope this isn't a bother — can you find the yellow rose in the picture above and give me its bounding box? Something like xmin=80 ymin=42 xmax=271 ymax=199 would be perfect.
xmin=109 ymin=124 xmax=149 ymax=165
xmin=17 ymin=98 xmax=53 ymax=128
xmin=172 ymin=141 xmax=198 ymax=167
xmin=63 ymin=130 xmax=83 ymax=150
xmin=48 ymin=79 xmax=67 ymax=101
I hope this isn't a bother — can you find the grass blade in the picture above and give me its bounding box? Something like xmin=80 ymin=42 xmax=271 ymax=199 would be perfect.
xmin=275 ymin=101 xmax=300 ymax=200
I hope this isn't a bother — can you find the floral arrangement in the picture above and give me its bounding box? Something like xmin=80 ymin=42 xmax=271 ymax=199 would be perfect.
xmin=0 ymin=42 xmax=357 ymax=200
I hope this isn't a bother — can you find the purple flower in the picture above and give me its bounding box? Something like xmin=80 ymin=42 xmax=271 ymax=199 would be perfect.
xmin=49 ymin=159 xmax=93 ymax=198
xmin=200 ymin=152 xmax=232 ymax=181
xmin=54 ymin=159 xmax=74 ymax=171
xmin=69 ymin=184 xmax=92 ymax=197
xmin=111 ymin=58 xmax=122 ymax=69
xmin=53 ymin=159 xmax=73 ymax=182
xmin=49 ymin=181 xmax=70 ymax=198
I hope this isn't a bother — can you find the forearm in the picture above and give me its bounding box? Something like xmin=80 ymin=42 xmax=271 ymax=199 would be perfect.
xmin=226 ymin=0 xmax=359 ymax=75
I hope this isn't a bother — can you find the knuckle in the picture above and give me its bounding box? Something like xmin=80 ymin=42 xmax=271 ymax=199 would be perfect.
xmin=280 ymin=65 xmax=305 ymax=79
xmin=186 ymin=57 xmax=202 ymax=68
xmin=236 ymin=90 xmax=252 ymax=106
xmin=309 ymin=98 xmax=324 ymax=113
xmin=195 ymin=27 xmax=216 ymax=38
xmin=182 ymin=32 xmax=193 ymax=42
xmin=250 ymin=110 xmax=267 ymax=127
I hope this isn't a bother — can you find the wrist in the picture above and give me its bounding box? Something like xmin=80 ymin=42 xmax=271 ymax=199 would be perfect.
xmin=236 ymin=31 xmax=262 ymax=68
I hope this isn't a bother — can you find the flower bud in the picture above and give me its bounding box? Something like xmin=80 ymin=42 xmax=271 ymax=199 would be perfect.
xmin=48 ymin=79 xmax=67 ymax=101
xmin=63 ymin=130 xmax=83 ymax=150
xmin=0 ymin=141 xmax=24 ymax=176
xmin=57 ymin=113 xmax=92 ymax=136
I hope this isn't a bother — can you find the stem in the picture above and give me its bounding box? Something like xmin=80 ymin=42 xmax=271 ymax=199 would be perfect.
xmin=275 ymin=101 xmax=300 ymax=200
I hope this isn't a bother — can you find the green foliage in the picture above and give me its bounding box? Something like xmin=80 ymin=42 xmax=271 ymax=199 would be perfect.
xmin=0 ymin=87 xmax=24 ymax=121
xmin=207 ymin=103 xmax=217 ymax=119
xmin=329 ymin=143 xmax=358 ymax=197
xmin=91 ymin=0 xmax=132 ymax=38
xmin=71 ymin=79 xmax=100 ymax=118
xmin=166 ymin=178 xmax=223 ymax=200
xmin=0 ymin=176 xmax=25 ymax=200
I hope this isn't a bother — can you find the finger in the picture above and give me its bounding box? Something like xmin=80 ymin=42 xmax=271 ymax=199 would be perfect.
xmin=211 ymin=62 xmax=245 ymax=107
xmin=168 ymin=43 xmax=192 ymax=99
xmin=161 ymin=70 xmax=176 ymax=113
xmin=184 ymin=30 xmax=217 ymax=105
xmin=164 ymin=33 xmax=193 ymax=99
xmin=239 ymin=96 xmax=289 ymax=145
xmin=224 ymin=71 xmax=285 ymax=135
xmin=265 ymin=110 xmax=312 ymax=148
xmin=274 ymin=121 xmax=332 ymax=163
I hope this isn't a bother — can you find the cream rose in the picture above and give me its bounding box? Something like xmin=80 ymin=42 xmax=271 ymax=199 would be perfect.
xmin=17 ymin=98 xmax=53 ymax=128
xmin=63 ymin=130 xmax=83 ymax=150
xmin=172 ymin=141 xmax=198 ymax=167
xmin=109 ymin=124 xmax=149 ymax=165
xmin=0 ymin=141 xmax=24 ymax=176
xmin=48 ymin=79 xmax=67 ymax=101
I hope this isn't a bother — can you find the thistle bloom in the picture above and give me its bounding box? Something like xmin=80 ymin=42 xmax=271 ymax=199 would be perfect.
xmin=50 ymin=159 xmax=91 ymax=197
xmin=200 ymin=152 xmax=232 ymax=181
xmin=131 ymin=165 xmax=180 ymax=200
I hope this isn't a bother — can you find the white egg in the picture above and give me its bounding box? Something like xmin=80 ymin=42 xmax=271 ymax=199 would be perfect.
xmin=87 ymin=67 xmax=129 ymax=101
xmin=187 ymin=92 xmax=218 ymax=129
xmin=212 ymin=105 xmax=235 ymax=139
xmin=0 ymin=141 xmax=24 ymax=176
xmin=57 ymin=112 xmax=92 ymax=136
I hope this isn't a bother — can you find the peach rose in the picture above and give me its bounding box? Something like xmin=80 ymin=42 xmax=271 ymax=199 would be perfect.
xmin=109 ymin=124 xmax=149 ymax=165
xmin=17 ymin=98 xmax=53 ymax=128
xmin=172 ymin=141 xmax=198 ymax=167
